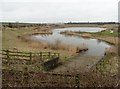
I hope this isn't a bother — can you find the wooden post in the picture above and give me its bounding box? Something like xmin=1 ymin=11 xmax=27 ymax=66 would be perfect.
xmin=75 ymin=74 xmax=80 ymax=88
xmin=6 ymin=50 xmax=10 ymax=66
xmin=40 ymin=52 xmax=42 ymax=59
xmin=54 ymin=53 xmax=56 ymax=57
xmin=29 ymin=52 xmax=32 ymax=64
xmin=6 ymin=50 xmax=9 ymax=59
xmin=58 ymin=53 xmax=60 ymax=58
xmin=48 ymin=52 xmax=51 ymax=59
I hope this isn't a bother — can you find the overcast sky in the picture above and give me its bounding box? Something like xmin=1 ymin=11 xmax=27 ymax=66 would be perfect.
xmin=0 ymin=0 xmax=119 ymax=23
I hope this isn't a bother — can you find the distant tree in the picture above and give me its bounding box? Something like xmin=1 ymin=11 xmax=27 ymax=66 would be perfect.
xmin=8 ymin=23 xmax=13 ymax=28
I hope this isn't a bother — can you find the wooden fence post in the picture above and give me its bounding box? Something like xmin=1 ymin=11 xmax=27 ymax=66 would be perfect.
xmin=54 ymin=53 xmax=56 ymax=57
xmin=6 ymin=50 xmax=10 ymax=65
xmin=40 ymin=52 xmax=42 ymax=59
xmin=6 ymin=50 xmax=9 ymax=59
xmin=58 ymin=53 xmax=60 ymax=58
xmin=48 ymin=52 xmax=51 ymax=59
xmin=29 ymin=52 xmax=32 ymax=64
xmin=75 ymin=74 xmax=80 ymax=88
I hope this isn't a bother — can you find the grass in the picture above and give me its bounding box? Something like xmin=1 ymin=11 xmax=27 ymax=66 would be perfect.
xmin=93 ymin=30 xmax=118 ymax=37
xmin=95 ymin=46 xmax=118 ymax=76
xmin=96 ymin=55 xmax=118 ymax=76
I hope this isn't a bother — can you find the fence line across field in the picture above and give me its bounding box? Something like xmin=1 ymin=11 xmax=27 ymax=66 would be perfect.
xmin=1 ymin=49 xmax=60 ymax=64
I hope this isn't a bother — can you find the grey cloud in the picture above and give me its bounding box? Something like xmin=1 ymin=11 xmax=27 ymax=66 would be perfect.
xmin=1 ymin=0 xmax=119 ymax=23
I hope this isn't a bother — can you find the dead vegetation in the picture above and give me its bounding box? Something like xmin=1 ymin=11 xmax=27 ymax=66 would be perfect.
xmin=2 ymin=69 xmax=119 ymax=87
xmin=105 ymin=46 xmax=118 ymax=55
xmin=20 ymin=37 xmax=88 ymax=54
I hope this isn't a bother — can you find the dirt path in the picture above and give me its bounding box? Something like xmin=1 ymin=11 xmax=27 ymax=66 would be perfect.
xmin=51 ymin=54 xmax=102 ymax=73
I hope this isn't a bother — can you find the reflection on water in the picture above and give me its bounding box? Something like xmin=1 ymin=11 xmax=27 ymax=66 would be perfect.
xmin=31 ymin=27 xmax=110 ymax=57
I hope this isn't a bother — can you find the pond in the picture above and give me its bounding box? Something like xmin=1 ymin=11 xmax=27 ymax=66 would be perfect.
xmin=31 ymin=27 xmax=111 ymax=57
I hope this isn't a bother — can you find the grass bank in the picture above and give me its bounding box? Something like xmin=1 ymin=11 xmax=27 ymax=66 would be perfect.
xmin=61 ymin=28 xmax=118 ymax=45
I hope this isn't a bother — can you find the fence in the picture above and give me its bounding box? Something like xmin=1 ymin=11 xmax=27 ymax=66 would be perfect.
xmin=2 ymin=50 xmax=60 ymax=64
xmin=2 ymin=69 xmax=80 ymax=87
xmin=0 ymin=50 xmax=60 ymax=71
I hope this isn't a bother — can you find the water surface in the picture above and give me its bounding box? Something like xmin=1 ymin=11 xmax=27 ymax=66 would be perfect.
xmin=31 ymin=27 xmax=110 ymax=57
